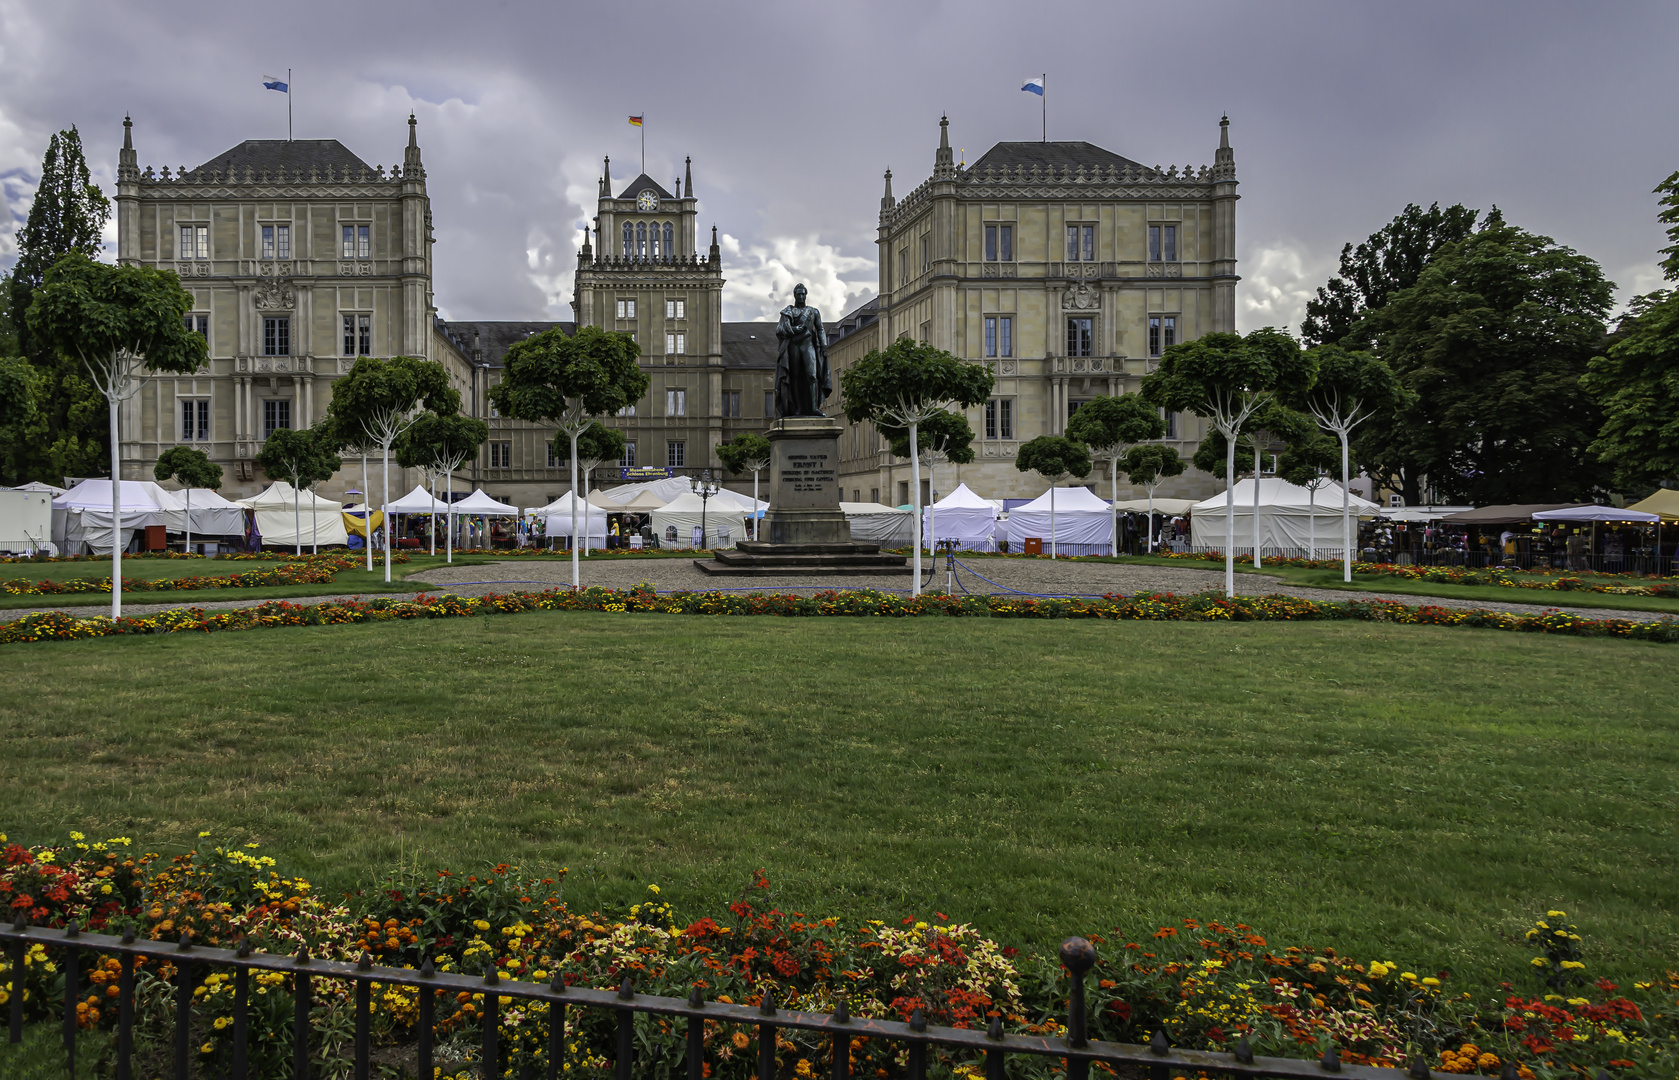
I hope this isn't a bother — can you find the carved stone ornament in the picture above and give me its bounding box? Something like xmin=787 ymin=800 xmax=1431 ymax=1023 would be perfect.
xmin=253 ymin=275 xmax=295 ymax=310
xmin=1062 ymin=282 xmax=1099 ymax=311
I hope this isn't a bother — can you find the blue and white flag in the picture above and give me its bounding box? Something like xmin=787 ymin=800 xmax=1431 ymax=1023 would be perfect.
xmin=1021 ymin=77 xmax=1044 ymax=96
xmin=262 ymin=75 xmax=288 ymax=93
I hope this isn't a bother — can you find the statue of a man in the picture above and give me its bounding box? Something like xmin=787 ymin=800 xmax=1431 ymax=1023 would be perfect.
xmin=774 ymin=283 xmax=831 ymax=417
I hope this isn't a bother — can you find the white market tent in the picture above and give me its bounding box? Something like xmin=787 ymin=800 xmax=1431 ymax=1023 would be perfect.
xmin=236 ymin=482 xmax=349 ymax=548
xmin=1532 ymin=505 xmax=1661 ymax=524
xmin=12 ymin=480 xmax=68 ymax=497
xmin=712 ymin=488 xmax=770 ymax=517
xmin=1110 ymin=497 xmax=1198 ymax=516
xmin=452 ymin=489 xmax=519 ymax=516
xmin=1379 ymin=505 xmax=1474 ymax=523
xmin=1005 ymin=486 xmax=1113 ymax=557
xmin=385 ymin=484 xmax=451 ymax=514
xmin=921 ymin=483 xmax=998 ymax=550
xmin=842 ymin=502 xmax=913 ymax=547
xmin=615 ymin=489 xmax=670 ymax=512
xmin=158 ymin=485 xmax=244 ymax=540
xmin=650 ymin=491 xmax=746 ymax=549
xmin=599 ymin=476 xmax=694 ymax=505
xmin=1191 ymin=477 xmax=1380 ymax=556
xmin=534 ymin=492 xmax=608 ymax=546
xmin=52 ymin=479 xmax=174 ymax=555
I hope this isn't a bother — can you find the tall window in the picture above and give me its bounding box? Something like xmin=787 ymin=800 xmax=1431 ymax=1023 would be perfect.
xmin=984 ymin=316 xmax=1013 ymax=358
xmin=1148 ymin=315 xmax=1176 ymax=357
xmin=616 ymin=298 xmax=637 ymax=320
xmin=666 ymin=389 xmax=686 ymax=417
xmin=616 ymin=402 xmax=637 ymax=417
xmin=765 ymin=390 xmax=775 ymax=417
xmin=183 ymin=314 xmax=208 ymax=342
xmin=1066 ymin=317 xmax=1093 ymax=357
xmin=665 ymin=298 xmax=686 ymax=319
xmin=636 ymin=222 xmax=647 ymax=258
xmin=341 ymin=225 xmax=370 ymax=259
xmin=649 ymin=222 xmax=661 ymax=260
xmin=262 ymin=317 xmax=290 ymax=356
xmin=546 ymin=442 xmax=559 ymax=468
xmin=722 ymin=391 xmax=741 ymax=417
xmin=984 ymin=224 xmax=1013 ymax=261
xmin=621 ymin=441 xmax=637 ymax=467
xmin=667 ymin=441 xmax=685 ymax=468
xmin=179 ymin=225 xmax=208 ymax=259
xmin=488 ymin=442 xmax=511 ymax=469
xmin=665 ymin=332 xmax=686 ymax=355
xmin=261 ymin=224 xmax=291 ymax=259
xmin=1148 ymin=224 xmax=1178 ymax=262
xmin=920 ymin=235 xmax=930 ymax=273
xmin=622 ymin=222 xmax=633 ymax=258
xmin=1161 ymin=409 xmax=1177 ymax=439
xmin=262 ymin=399 xmax=291 ymax=439
xmin=1068 ymin=398 xmax=1091 ymax=422
xmin=662 ymin=222 xmax=673 ymax=260
xmin=899 ymin=248 xmax=909 ymax=287
xmin=180 ymin=399 xmax=210 ymax=442
xmin=985 ymin=399 xmax=1013 ymax=439
xmin=1066 ymin=224 xmax=1094 ymax=261
xmin=342 ymin=314 xmax=371 ymax=356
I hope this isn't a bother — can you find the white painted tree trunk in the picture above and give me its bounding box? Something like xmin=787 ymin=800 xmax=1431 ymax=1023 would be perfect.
xmin=184 ymin=486 xmax=192 ymax=556
xmin=381 ymin=441 xmax=392 ymax=581
xmin=569 ymin=428 xmax=580 ymax=587
xmin=1225 ymin=435 xmax=1237 ymax=597
xmin=1110 ymin=457 xmax=1119 ymax=557
xmin=446 ymin=468 xmax=454 ymax=563
xmin=1252 ymin=442 xmax=1263 ymax=569
xmin=108 ymin=398 xmax=122 ymax=620
xmin=1308 ymin=483 xmax=1316 ymax=561
xmin=909 ymin=421 xmax=922 ymax=595
xmin=1340 ymin=430 xmax=1353 ymax=582
xmin=428 ymin=472 xmax=436 ymax=556
xmin=361 ymin=453 xmax=372 ymax=571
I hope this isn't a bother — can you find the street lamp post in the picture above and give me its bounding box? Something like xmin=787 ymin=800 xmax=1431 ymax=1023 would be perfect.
xmin=692 ymin=471 xmax=719 ymax=549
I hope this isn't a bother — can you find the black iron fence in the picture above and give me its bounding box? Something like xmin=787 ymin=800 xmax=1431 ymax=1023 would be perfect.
xmin=2 ymin=919 xmax=1430 ymax=1080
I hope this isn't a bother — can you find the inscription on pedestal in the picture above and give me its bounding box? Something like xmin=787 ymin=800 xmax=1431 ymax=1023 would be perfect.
xmin=781 ymin=453 xmax=836 ymax=495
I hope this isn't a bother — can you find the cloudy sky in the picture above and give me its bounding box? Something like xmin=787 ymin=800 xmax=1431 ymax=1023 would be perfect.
xmin=2 ymin=0 xmax=1675 ymax=330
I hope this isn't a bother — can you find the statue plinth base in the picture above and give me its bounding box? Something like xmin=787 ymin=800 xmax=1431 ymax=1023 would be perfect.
xmin=694 ymin=416 xmax=910 ymax=577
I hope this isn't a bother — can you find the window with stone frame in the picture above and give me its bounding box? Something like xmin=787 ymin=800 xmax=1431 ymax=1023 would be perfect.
xmin=179 ymin=225 xmax=208 ymax=259
xmin=262 ymin=399 xmax=290 ymax=439
xmin=341 ymin=224 xmax=370 ymax=259
xmin=183 ymin=314 xmax=208 ymax=346
xmin=665 ymin=332 xmax=686 ymax=356
xmin=261 ymin=224 xmax=291 ymax=260
xmin=1066 ymin=317 xmax=1093 ymax=357
xmin=1148 ymin=224 xmax=1178 ymax=262
xmin=621 ymin=441 xmax=637 ymax=467
xmin=1160 ymin=409 xmax=1177 ymax=439
xmin=984 ymin=223 xmax=1014 ymax=262
xmin=1148 ymin=315 xmax=1177 ymax=357
xmin=1066 ymin=223 xmax=1095 ymax=262
xmin=342 ymin=314 xmax=371 ymax=357
xmin=262 ymin=317 xmax=290 ymax=356
xmin=180 ymin=398 xmax=210 ymax=442
xmin=665 ymin=298 xmax=686 ymax=319
xmin=722 ymin=391 xmax=741 ymax=418
xmin=616 ymin=298 xmax=637 ymax=320
xmin=667 ymin=441 xmax=685 ymax=468
xmin=488 ymin=442 xmax=511 ymax=469
xmin=984 ymin=316 xmax=1013 ymax=358
xmin=984 ymin=398 xmax=1015 ymax=440
xmin=666 ymin=388 xmax=686 ymax=417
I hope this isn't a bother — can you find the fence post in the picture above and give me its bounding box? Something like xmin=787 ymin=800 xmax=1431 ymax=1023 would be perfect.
xmin=1060 ymin=936 xmax=1096 ymax=1080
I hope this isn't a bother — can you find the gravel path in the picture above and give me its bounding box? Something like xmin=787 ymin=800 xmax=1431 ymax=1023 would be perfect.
xmin=5 ymin=557 xmax=1674 ymax=624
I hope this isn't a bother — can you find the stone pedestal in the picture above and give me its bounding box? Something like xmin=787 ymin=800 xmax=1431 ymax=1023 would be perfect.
xmin=694 ymin=416 xmax=909 ymax=577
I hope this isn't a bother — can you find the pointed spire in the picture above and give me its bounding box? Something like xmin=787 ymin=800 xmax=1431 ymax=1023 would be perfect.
xmin=123 ymin=115 xmax=133 ymax=150
xmin=880 ymin=168 xmax=895 ymax=211
xmin=1219 ymin=114 xmax=1230 ymax=150
xmin=404 ymin=113 xmax=424 ymax=176
xmin=603 ymin=154 xmax=611 ymax=194
xmin=939 ymin=115 xmax=950 ymax=150
xmin=119 ymin=115 xmax=138 ymax=180
xmin=933 ymin=116 xmax=955 ymax=179
xmin=709 ymin=224 xmax=719 ymax=265
xmin=408 ymin=113 xmax=418 ymax=148
xmin=675 ymin=175 xmax=681 ymax=198
xmin=1214 ymin=114 xmax=1234 ymax=177
xmin=684 ymin=155 xmax=693 ymax=199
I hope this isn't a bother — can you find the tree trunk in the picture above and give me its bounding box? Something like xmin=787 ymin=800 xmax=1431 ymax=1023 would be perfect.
xmin=1225 ymin=433 xmax=1236 ymax=597
xmin=1252 ymin=442 xmax=1263 ymax=570
xmin=108 ymin=397 xmax=122 ymax=620
xmin=185 ymin=486 xmax=192 ymax=556
xmin=381 ymin=442 xmax=391 ymax=582
xmin=310 ymin=482 xmax=318 ymax=555
xmin=909 ymin=421 xmax=922 ymax=596
xmin=446 ymin=468 xmax=453 ymax=563
xmin=1147 ymin=483 xmax=1156 ymax=554
xmin=1050 ymin=481 xmax=1057 ymax=560
xmin=428 ymin=472 xmax=436 ymax=556
xmin=1340 ymin=429 xmax=1353 ymax=583
xmin=1110 ymin=457 xmax=1119 ymax=557
xmin=1308 ymin=484 xmax=1316 ymax=562
xmin=569 ymin=428 xmax=580 ymax=588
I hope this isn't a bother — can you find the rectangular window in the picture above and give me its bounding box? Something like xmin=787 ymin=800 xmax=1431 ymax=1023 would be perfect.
xmin=616 ymin=402 xmax=637 ymax=417
xmin=1163 ymin=315 xmax=1176 ymax=351
xmin=722 ymin=390 xmax=741 ymax=418
xmin=666 ymin=389 xmax=686 ymax=417
xmin=1149 ymin=315 xmax=1177 ymax=356
xmin=1000 ymin=398 xmax=1012 ymax=440
xmin=999 ymin=316 xmax=1012 ymax=357
xmin=1069 ymin=398 xmax=1091 ymax=423
xmin=262 ymin=316 xmax=290 ymax=356
xmin=984 ymin=317 xmax=997 ymax=358
xmin=341 ymin=314 xmax=371 ymax=356
xmin=920 ymin=320 xmax=931 ymax=343
xmin=1163 ymin=224 xmax=1177 ymax=262
xmin=616 ymin=298 xmax=637 ymax=320
xmin=665 ymin=332 xmax=686 ymax=355
xmin=1066 ymin=317 xmax=1093 ymax=357
xmin=921 ymin=235 xmax=930 ymax=272
xmin=765 ymin=389 xmax=775 ymax=417
xmin=342 ymin=224 xmax=370 ymax=259
xmin=488 ymin=442 xmax=511 ymax=469
xmin=1000 ymin=224 xmax=1012 ymax=261
xmin=1149 ymin=225 xmax=1161 ymax=262
xmin=899 ymin=248 xmax=909 ymax=286
xmin=985 ymin=225 xmax=997 ymax=262
xmin=870 ymin=487 xmax=879 ymax=504
xmin=984 ymin=399 xmax=997 ymax=439
xmin=621 ymin=441 xmax=637 ymax=467
xmin=546 ymin=442 xmax=559 ymax=468
xmin=180 ymin=399 xmax=210 ymax=442
xmin=1161 ymin=409 xmax=1177 ymax=439
xmin=1149 ymin=224 xmax=1178 ymax=262
xmin=179 ymin=225 xmax=208 ymax=259
xmin=665 ymin=298 xmax=686 ymax=319
xmin=183 ymin=314 xmax=208 ymax=342
xmin=667 ymin=440 xmax=685 ymax=468
xmin=261 ymin=224 xmax=291 ymax=259
xmin=262 ymin=399 xmax=290 ymax=439
xmin=1065 ymin=224 xmax=1095 ymax=262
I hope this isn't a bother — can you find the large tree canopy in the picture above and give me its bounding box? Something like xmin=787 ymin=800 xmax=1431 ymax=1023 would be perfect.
xmin=715 ymin=432 xmax=772 ymax=476
xmin=489 ymin=325 xmax=647 ymax=425
xmin=1302 ymin=202 xmax=1480 ymax=347
xmin=154 ymin=445 xmax=222 ymax=491
xmin=550 ymin=422 xmax=627 ymax=470
xmin=1582 ymin=290 xmax=1679 ymax=493
xmin=883 ymin=408 xmax=975 ymax=465
xmin=1014 ymin=435 xmax=1091 ymax=482
xmin=1064 ymin=394 xmax=1163 ymax=454
xmin=1364 ymin=221 xmax=1614 ymax=504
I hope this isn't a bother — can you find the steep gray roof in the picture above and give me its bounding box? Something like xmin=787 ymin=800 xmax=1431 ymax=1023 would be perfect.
xmin=616 ymin=173 xmax=676 ymax=201
xmin=194 ymin=139 xmax=374 ymax=176
xmin=968 ymin=140 xmax=1142 ymax=173
xmin=437 ymin=321 xmax=574 ymax=368
xmin=722 ymin=323 xmax=777 ymax=369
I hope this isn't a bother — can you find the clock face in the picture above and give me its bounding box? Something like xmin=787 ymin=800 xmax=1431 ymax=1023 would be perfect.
xmin=636 ymin=190 xmax=659 ymax=211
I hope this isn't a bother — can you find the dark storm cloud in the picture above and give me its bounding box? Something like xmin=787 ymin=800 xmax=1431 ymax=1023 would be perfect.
xmin=2 ymin=0 xmax=1675 ymax=327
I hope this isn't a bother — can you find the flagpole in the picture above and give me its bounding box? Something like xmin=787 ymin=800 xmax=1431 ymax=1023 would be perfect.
xmin=288 ymin=68 xmax=293 ymax=142
xmin=641 ymin=113 xmax=646 ymax=174
xmin=1041 ymin=72 xmax=1046 ymax=142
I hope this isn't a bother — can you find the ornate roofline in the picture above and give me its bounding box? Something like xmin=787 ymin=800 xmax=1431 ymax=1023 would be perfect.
xmin=880 ymin=160 xmax=1235 ymax=229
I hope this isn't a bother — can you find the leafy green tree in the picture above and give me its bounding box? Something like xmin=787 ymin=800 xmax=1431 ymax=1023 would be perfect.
xmin=550 ymin=422 xmax=626 ymax=553
xmin=1066 ymin=394 xmax=1165 ymax=556
xmin=1657 ymin=170 xmax=1679 ymax=282
xmin=0 ymin=270 xmax=21 ymax=358
xmin=392 ymin=413 xmax=489 ymax=561
xmin=884 ymin=409 xmax=974 ymax=553
xmin=326 ymin=355 xmax=459 ymax=580
xmin=153 ymin=445 xmax=223 ymax=554
xmin=840 ymin=339 xmax=993 ymax=592
xmin=1119 ymin=443 xmax=1185 ymax=552
xmin=1014 ymin=435 xmax=1091 ymax=559
xmin=1297 ymin=345 xmax=1408 ymax=579
xmin=1365 ymin=221 xmax=1614 ymax=505
xmin=488 ymin=325 xmax=648 ymax=586
xmin=26 ymin=252 xmax=206 ymax=619
xmin=255 ymin=426 xmax=342 ymax=555
xmin=716 ymin=431 xmax=773 ymax=533
xmin=1141 ymin=327 xmax=1315 ymax=594
xmin=1302 ymin=202 xmax=1480 ymax=347
xmin=0 ymin=356 xmax=34 ymax=431
xmin=9 ymin=128 xmax=114 ymax=484
xmin=1582 ymin=291 xmax=1679 ymax=494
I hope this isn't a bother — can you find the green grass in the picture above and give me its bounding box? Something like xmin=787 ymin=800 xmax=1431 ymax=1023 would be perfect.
xmin=0 ymin=1024 xmax=113 ymax=1080
xmin=2 ymin=613 xmax=1675 ymax=992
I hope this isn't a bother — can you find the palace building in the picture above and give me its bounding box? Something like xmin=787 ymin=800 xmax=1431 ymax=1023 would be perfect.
xmin=831 ymin=116 xmax=1240 ymax=505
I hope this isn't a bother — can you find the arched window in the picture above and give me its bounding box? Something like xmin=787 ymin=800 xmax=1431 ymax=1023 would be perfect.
xmin=663 ymin=222 xmax=673 ymax=261
xmin=650 ymin=222 xmax=661 ymax=260
xmin=621 ymin=222 xmax=633 ymax=258
xmin=636 ymin=222 xmax=647 ymax=259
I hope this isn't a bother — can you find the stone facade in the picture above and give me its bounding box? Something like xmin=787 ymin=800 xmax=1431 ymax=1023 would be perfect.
xmin=833 ymin=116 xmax=1241 ymax=506
xmin=113 ymin=115 xmax=471 ymax=501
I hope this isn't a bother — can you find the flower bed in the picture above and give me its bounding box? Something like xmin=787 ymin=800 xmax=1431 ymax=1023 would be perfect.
xmin=1151 ymin=550 xmax=1678 ymax=589
xmin=2 ymin=832 xmax=1674 ymax=1078
xmin=3 ymin=584 xmax=1677 ymax=646
xmin=1 ymin=552 xmax=410 ymax=596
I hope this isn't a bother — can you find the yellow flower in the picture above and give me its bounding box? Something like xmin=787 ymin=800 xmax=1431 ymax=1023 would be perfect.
xmin=1560 ymin=961 xmax=1585 ymax=970
xmin=1531 ymin=958 xmax=1549 ymax=967
xmin=1421 ymin=977 xmax=1440 ymax=987
xmin=1546 ymin=910 xmax=1566 ymax=918
xmin=648 ymin=884 xmax=661 ymax=895
xmin=473 ymin=919 xmax=491 ymax=932
xmin=69 ymin=831 xmax=85 ymax=841
xmin=198 ymin=831 xmax=212 ymax=838
xmin=201 ymin=1042 xmax=215 ymax=1054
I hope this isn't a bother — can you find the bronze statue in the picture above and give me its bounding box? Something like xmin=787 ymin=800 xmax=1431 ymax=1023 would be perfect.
xmin=774 ymin=283 xmax=831 ymax=417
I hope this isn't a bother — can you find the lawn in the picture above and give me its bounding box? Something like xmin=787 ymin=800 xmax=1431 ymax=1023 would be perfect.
xmin=2 ymin=613 xmax=1675 ymax=993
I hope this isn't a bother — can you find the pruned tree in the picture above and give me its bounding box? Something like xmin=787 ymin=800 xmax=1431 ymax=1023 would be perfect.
xmin=884 ymin=408 xmax=974 ymax=554
xmin=716 ymin=431 xmax=772 ymax=539
xmin=256 ymin=426 xmax=341 ymax=555
xmin=1298 ymin=345 xmax=1407 ymax=580
xmin=488 ymin=325 xmax=648 ymax=586
xmin=840 ymin=339 xmax=993 ymax=593
xmin=1276 ymin=430 xmax=1341 ymax=563
xmin=1066 ymin=394 xmax=1165 ymax=556
xmin=551 ymin=422 xmax=627 ymax=553
xmin=320 ymin=413 xmax=381 ymax=569
xmin=1120 ymin=444 xmax=1186 ymax=553
xmin=26 ymin=252 xmax=206 ymax=618
xmin=1014 ymin=435 xmax=1092 ymax=559
xmin=394 ymin=413 xmax=489 ymax=562
xmin=1141 ymin=328 xmax=1315 ymax=596
xmin=153 ymin=445 xmax=223 ymax=555
xmin=326 ymin=355 xmax=459 ymax=580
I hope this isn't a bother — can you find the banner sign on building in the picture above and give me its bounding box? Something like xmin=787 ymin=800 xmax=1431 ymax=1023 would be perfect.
xmin=620 ymin=466 xmax=674 ymax=480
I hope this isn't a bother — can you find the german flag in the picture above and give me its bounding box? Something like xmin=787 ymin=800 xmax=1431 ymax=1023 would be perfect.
xmin=628 ymin=115 xmax=643 ymax=127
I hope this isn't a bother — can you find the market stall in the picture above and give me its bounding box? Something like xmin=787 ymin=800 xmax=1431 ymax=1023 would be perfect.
xmin=650 ymin=491 xmax=746 ymax=549
xmin=1191 ymin=478 xmax=1380 ymax=557
xmin=236 ymin=482 xmax=350 ymax=550
xmin=841 ymin=502 xmax=914 ymax=547
xmin=921 ymin=483 xmax=999 ymax=551
xmin=1006 ymin=486 xmax=1113 ymax=557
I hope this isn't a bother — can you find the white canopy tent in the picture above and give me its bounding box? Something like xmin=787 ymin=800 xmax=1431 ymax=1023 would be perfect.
xmin=615 ymin=489 xmax=670 ymax=512
xmin=236 ymin=482 xmax=349 ymax=549
xmin=921 ymin=483 xmax=999 ymax=551
xmin=534 ymin=492 xmax=608 ymax=547
xmin=12 ymin=480 xmax=68 ymax=497
xmin=712 ymin=488 xmax=769 ymax=516
xmin=157 ymin=486 xmax=244 ymax=542
xmin=451 ymin=489 xmax=519 ymax=516
xmin=842 ymin=502 xmax=914 ymax=547
xmin=1532 ymin=505 xmax=1661 ymax=524
xmin=1005 ymin=486 xmax=1113 ymax=557
xmin=52 ymin=479 xmax=174 ymax=555
xmin=1379 ymin=506 xmax=1474 ymax=523
xmin=598 ymin=476 xmax=694 ymax=506
xmin=1110 ymin=497 xmax=1198 ymax=516
xmin=1191 ymin=478 xmax=1380 ymax=557
xmin=386 ymin=484 xmax=451 ymax=514
xmin=650 ymin=491 xmax=746 ymax=549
